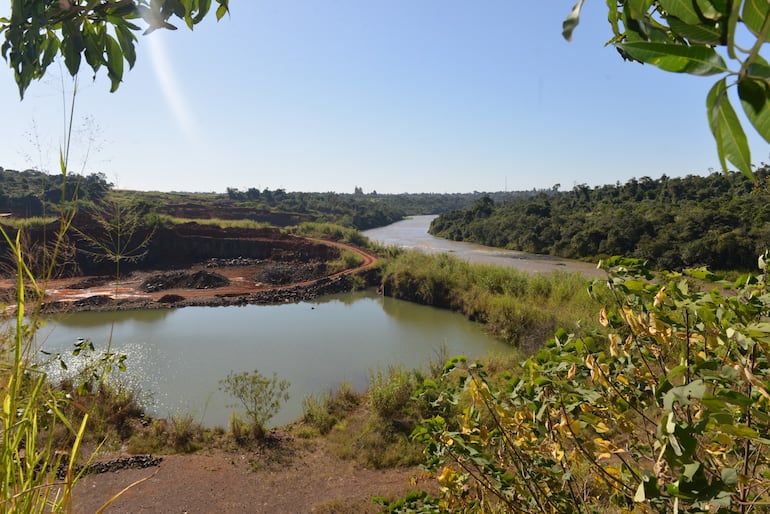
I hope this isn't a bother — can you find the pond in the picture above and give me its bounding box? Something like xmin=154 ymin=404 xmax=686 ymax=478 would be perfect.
xmin=37 ymin=291 xmax=510 ymax=428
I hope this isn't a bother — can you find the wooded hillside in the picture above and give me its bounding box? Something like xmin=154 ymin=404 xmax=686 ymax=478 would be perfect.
xmin=430 ymin=168 xmax=770 ymax=270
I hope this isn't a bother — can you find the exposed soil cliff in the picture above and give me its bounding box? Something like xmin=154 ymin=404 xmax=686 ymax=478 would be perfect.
xmin=0 ymin=219 xmax=378 ymax=313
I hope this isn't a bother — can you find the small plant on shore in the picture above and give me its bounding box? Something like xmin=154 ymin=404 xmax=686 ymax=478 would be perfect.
xmin=219 ymin=369 xmax=290 ymax=440
xmin=302 ymin=381 xmax=361 ymax=435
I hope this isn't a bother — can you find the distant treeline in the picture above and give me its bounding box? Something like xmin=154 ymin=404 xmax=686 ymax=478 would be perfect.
xmin=0 ymin=167 xmax=111 ymax=216
xmin=430 ymin=168 xmax=770 ymax=270
xmin=223 ymin=187 xmax=534 ymax=230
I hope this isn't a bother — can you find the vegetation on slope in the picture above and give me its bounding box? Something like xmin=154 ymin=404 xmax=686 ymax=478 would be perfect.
xmin=381 ymin=250 xmax=606 ymax=349
xmin=430 ymin=168 xmax=770 ymax=270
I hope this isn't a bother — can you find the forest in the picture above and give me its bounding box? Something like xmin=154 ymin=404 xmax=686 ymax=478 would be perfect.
xmin=430 ymin=167 xmax=770 ymax=270
xmin=0 ymin=165 xmax=538 ymax=231
xmin=0 ymin=167 xmax=111 ymax=216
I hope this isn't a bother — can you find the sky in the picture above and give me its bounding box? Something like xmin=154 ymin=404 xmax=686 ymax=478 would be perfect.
xmin=1 ymin=2 xmax=768 ymax=194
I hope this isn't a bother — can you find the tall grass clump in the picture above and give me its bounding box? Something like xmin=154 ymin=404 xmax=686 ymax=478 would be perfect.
xmin=288 ymin=222 xmax=369 ymax=248
xmin=302 ymin=381 xmax=361 ymax=435
xmin=382 ymin=251 xmax=607 ymax=348
xmin=326 ymin=250 xmax=365 ymax=274
xmin=0 ymin=199 xmax=92 ymax=512
xmin=0 ymin=217 xmax=58 ymax=230
xmin=159 ymin=216 xmax=273 ymax=231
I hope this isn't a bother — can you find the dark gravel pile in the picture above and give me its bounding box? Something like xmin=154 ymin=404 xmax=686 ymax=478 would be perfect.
xmin=141 ymin=270 xmax=230 ymax=292
xmin=57 ymin=455 xmax=163 ymax=479
xmin=252 ymin=262 xmax=326 ymax=285
xmin=67 ymin=276 xmax=112 ymax=289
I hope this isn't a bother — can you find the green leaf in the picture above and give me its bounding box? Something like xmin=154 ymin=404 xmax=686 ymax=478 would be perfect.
xmin=683 ymin=462 xmax=700 ymax=480
xmin=747 ymin=60 xmax=770 ymax=80
xmin=216 ymin=3 xmax=229 ymax=21
xmin=739 ymin=78 xmax=770 ymax=144
xmin=742 ymin=0 xmax=770 ymax=37
xmin=721 ymin=467 xmax=738 ymax=486
xmin=61 ymin=19 xmax=85 ymax=77
xmin=616 ymin=41 xmax=728 ymax=75
xmin=562 ymin=0 xmax=585 ymax=42
xmin=627 ymin=0 xmax=655 ymax=19
xmin=193 ymin=0 xmax=212 ymax=23
xmin=660 ymin=0 xmax=702 ymax=24
xmin=718 ymin=423 xmax=759 ymax=439
xmin=663 ymin=379 xmax=706 ymax=411
xmin=707 ymin=78 xmax=753 ymax=180
xmin=667 ymin=16 xmax=725 ymax=45
xmin=115 ymin=24 xmax=137 ymax=69
xmin=695 ymin=0 xmax=728 ymax=20
xmin=105 ymin=35 xmax=124 ymax=93
xmin=41 ymin=32 xmax=60 ymax=71
xmin=82 ymin=20 xmax=103 ymax=72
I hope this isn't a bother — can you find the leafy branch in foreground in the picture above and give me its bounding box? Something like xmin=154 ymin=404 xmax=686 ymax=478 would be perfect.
xmin=415 ymin=255 xmax=770 ymax=512
xmin=1 ymin=0 xmax=230 ymax=98
xmin=565 ymin=0 xmax=770 ymax=181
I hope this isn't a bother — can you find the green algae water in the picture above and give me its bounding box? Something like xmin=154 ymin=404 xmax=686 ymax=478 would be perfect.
xmin=39 ymin=291 xmax=509 ymax=427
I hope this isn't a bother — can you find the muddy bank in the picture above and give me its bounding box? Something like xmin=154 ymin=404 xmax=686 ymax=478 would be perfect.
xmin=0 ymin=219 xmax=380 ymax=314
xmin=39 ymin=271 xmax=374 ymax=314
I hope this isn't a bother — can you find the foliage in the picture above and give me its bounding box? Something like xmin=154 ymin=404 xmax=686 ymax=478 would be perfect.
xmin=0 ymin=225 xmax=91 ymax=512
xmin=0 ymin=166 xmax=111 ymax=216
xmin=1 ymin=0 xmax=229 ymax=98
xmin=431 ymin=169 xmax=770 ymax=270
xmin=219 ymin=369 xmax=290 ymax=439
xmin=382 ymin=251 xmax=604 ymax=348
xmin=289 ymin=221 xmax=371 ymax=247
xmin=565 ymin=0 xmax=770 ymax=181
xmin=413 ymin=255 xmax=770 ymax=512
xmin=73 ymin=197 xmax=156 ymax=273
xmin=302 ymin=381 xmax=361 ymax=435
xmin=224 ymin=187 xmax=531 ymax=230
xmin=329 ymin=365 xmax=439 ymax=469
xmin=326 ymin=249 xmax=365 ymax=274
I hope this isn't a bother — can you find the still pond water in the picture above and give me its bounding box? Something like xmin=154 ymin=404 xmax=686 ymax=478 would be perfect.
xmin=39 ymin=292 xmax=509 ymax=428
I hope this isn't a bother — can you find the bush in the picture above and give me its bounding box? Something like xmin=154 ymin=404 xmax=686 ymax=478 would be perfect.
xmin=413 ymin=256 xmax=770 ymax=512
xmin=219 ymin=369 xmax=290 ymax=439
xmin=303 ymin=382 xmax=361 ymax=435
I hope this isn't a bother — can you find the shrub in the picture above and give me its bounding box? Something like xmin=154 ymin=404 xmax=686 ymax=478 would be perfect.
xmin=219 ymin=369 xmax=290 ymax=439
xmin=303 ymin=382 xmax=361 ymax=435
xmin=413 ymin=256 xmax=770 ymax=512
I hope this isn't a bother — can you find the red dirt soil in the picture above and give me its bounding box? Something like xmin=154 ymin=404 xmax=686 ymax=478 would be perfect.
xmin=2 ymin=238 xmax=377 ymax=310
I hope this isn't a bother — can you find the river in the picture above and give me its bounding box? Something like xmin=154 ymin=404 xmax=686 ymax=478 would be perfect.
xmin=363 ymin=215 xmax=603 ymax=277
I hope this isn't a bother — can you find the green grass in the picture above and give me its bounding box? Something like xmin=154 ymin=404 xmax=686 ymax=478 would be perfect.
xmin=0 ymin=216 xmax=57 ymax=228
xmin=158 ymin=215 xmax=274 ymax=230
xmin=288 ymin=222 xmax=369 ymax=247
xmin=382 ymin=251 xmax=608 ymax=349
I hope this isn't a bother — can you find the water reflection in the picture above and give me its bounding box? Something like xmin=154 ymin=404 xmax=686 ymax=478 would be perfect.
xmin=40 ymin=291 xmax=509 ymax=427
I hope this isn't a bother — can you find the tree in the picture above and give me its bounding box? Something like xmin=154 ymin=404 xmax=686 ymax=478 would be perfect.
xmin=1 ymin=0 xmax=229 ymax=98
xmin=564 ymin=0 xmax=770 ymax=182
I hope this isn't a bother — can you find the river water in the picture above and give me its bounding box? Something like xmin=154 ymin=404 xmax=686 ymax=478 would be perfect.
xmin=363 ymin=215 xmax=603 ymax=277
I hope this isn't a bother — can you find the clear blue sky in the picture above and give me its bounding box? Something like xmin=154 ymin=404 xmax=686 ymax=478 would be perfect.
xmin=1 ymin=2 xmax=768 ymax=194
